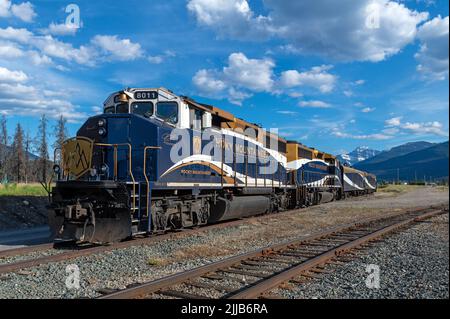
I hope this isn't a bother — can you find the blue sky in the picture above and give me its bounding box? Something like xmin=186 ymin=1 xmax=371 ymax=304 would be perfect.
xmin=0 ymin=0 xmax=448 ymax=155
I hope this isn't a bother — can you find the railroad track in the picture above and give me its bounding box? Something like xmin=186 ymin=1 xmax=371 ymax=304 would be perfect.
xmin=0 ymin=204 xmax=445 ymax=276
xmin=98 ymin=206 xmax=448 ymax=299
xmin=0 ymin=210 xmax=312 ymax=274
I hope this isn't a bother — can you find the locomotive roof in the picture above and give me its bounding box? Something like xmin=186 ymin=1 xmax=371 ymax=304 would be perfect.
xmin=343 ymin=166 xmax=373 ymax=176
xmin=182 ymin=95 xmax=287 ymax=144
xmin=107 ymin=87 xmax=334 ymax=158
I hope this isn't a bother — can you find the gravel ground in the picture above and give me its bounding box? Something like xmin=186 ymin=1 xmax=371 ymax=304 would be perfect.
xmin=0 ymin=196 xmax=48 ymax=230
xmin=0 ymin=186 xmax=447 ymax=299
xmin=0 ymin=249 xmax=63 ymax=265
xmin=274 ymin=213 xmax=449 ymax=299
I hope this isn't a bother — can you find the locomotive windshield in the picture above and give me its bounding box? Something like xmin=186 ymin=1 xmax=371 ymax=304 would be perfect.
xmin=156 ymin=101 xmax=178 ymax=124
xmin=132 ymin=101 xmax=153 ymax=118
xmin=116 ymin=103 xmax=129 ymax=114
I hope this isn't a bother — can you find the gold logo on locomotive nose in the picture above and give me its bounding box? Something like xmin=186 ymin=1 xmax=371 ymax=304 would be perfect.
xmin=62 ymin=137 xmax=94 ymax=178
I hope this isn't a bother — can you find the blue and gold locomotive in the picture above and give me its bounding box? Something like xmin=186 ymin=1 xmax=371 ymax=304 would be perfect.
xmin=50 ymin=88 xmax=376 ymax=243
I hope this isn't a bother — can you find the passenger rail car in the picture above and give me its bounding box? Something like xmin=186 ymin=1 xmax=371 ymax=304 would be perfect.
xmin=50 ymin=88 xmax=376 ymax=243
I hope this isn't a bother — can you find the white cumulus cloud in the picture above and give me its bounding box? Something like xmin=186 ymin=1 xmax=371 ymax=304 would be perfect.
xmin=223 ymin=52 xmax=275 ymax=92
xmin=0 ymin=40 xmax=24 ymax=57
xmin=361 ymin=107 xmax=376 ymax=113
xmin=11 ymin=1 xmax=35 ymax=22
xmin=331 ymin=128 xmax=392 ymax=140
xmin=0 ymin=66 xmax=28 ymax=82
xmin=187 ymin=0 xmax=272 ymax=39
xmin=415 ymin=15 xmax=449 ymax=80
xmin=0 ymin=27 xmax=148 ymax=67
xmin=193 ymin=69 xmax=227 ymax=95
xmin=0 ymin=0 xmax=36 ymax=22
xmin=187 ymin=0 xmax=428 ymax=62
xmin=280 ymin=65 xmax=336 ymax=93
xmin=299 ymin=100 xmax=331 ymax=108
xmin=43 ymin=22 xmax=79 ymax=36
xmin=384 ymin=116 xmax=447 ymax=136
xmin=0 ymin=0 xmax=11 ymax=17
xmin=192 ymin=52 xmax=275 ymax=104
xmin=385 ymin=116 xmax=402 ymax=126
xmin=91 ymin=35 xmax=144 ymax=61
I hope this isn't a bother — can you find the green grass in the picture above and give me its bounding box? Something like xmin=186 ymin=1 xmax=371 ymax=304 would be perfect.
xmin=0 ymin=183 xmax=48 ymax=196
xmin=377 ymin=184 xmax=422 ymax=194
xmin=146 ymin=257 xmax=167 ymax=267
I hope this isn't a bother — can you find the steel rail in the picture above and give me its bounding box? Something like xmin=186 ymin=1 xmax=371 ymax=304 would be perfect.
xmin=0 ymin=218 xmax=259 ymax=274
xmin=0 ymin=204 xmax=444 ymax=274
xmin=0 ymin=243 xmax=54 ymax=259
xmin=228 ymin=208 xmax=443 ymax=299
xmin=98 ymin=206 xmax=446 ymax=299
xmin=1 ymin=203 xmax=355 ymax=273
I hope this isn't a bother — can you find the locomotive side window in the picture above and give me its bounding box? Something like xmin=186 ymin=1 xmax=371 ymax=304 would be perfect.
xmin=116 ymin=103 xmax=129 ymax=114
xmin=132 ymin=101 xmax=153 ymax=118
xmin=156 ymin=102 xmax=178 ymax=124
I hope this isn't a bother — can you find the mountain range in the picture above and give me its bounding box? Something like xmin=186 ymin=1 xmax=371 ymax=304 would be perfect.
xmin=354 ymin=141 xmax=449 ymax=182
xmin=337 ymin=146 xmax=381 ymax=166
xmin=0 ymin=144 xmax=39 ymax=161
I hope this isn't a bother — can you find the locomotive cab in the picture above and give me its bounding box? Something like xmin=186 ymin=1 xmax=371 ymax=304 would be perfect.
xmin=103 ymin=88 xmax=183 ymax=128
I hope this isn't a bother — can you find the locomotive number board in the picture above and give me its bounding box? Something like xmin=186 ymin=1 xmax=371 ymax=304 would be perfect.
xmin=134 ymin=91 xmax=158 ymax=100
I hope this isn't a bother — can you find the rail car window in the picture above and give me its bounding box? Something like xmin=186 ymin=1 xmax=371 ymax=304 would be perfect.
xmin=116 ymin=103 xmax=129 ymax=114
xmin=156 ymin=102 xmax=178 ymax=124
xmin=278 ymin=140 xmax=286 ymax=154
xmin=132 ymin=102 xmax=153 ymax=118
xmin=298 ymin=147 xmax=313 ymax=159
xmin=104 ymin=106 xmax=115 ymax=114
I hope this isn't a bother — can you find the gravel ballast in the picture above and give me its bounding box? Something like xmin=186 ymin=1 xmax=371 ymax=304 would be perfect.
xmin=275 ymin=213 xmax=449 ymax=299
xmin=0 ymin=186 xmax=447 ymax=299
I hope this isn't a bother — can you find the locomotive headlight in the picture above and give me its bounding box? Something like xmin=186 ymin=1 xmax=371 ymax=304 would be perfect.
xmin=98 ymin=127 xmax=107 ymax=136
xmin=98 ymin=118 xmax=106 ymax=127
xmin=100 ymin=164 xmax=109 ymax=174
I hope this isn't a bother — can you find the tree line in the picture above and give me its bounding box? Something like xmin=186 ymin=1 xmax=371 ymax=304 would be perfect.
xmin=0 ymin=114 xmax=67 ymax=184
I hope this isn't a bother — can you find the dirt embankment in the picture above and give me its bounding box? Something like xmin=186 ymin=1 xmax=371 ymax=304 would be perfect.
xmin=0 ymin=196 xmax=49 ymax=231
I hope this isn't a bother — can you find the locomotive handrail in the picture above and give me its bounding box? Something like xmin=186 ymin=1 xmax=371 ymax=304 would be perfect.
xmin=53 ymin=146 xmax=62 ymax=179
xmin=143 ymin=146 xmax=162 ymax=219
xmin=95 ymin=143 xmax=136 ymax=212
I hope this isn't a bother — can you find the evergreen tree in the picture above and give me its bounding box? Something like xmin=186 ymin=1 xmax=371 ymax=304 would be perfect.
xmin=24 ymin=130 xmax=31 ymax=183
xmin=0 ymin=115 xmax=8 ymax=181
xmin=53 ymin=115 xmax=67 ymax=162
xmin=36 ymin=115 xmax=49 ymax=182
xmin=11 ymin=124 xmax=25 ymax=183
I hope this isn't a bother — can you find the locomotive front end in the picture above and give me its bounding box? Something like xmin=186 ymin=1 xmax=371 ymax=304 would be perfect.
xmin=50 ymin=118 xmax=135 ymax=243
xmin=49 ymin=90 xmax=162 ymax=243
